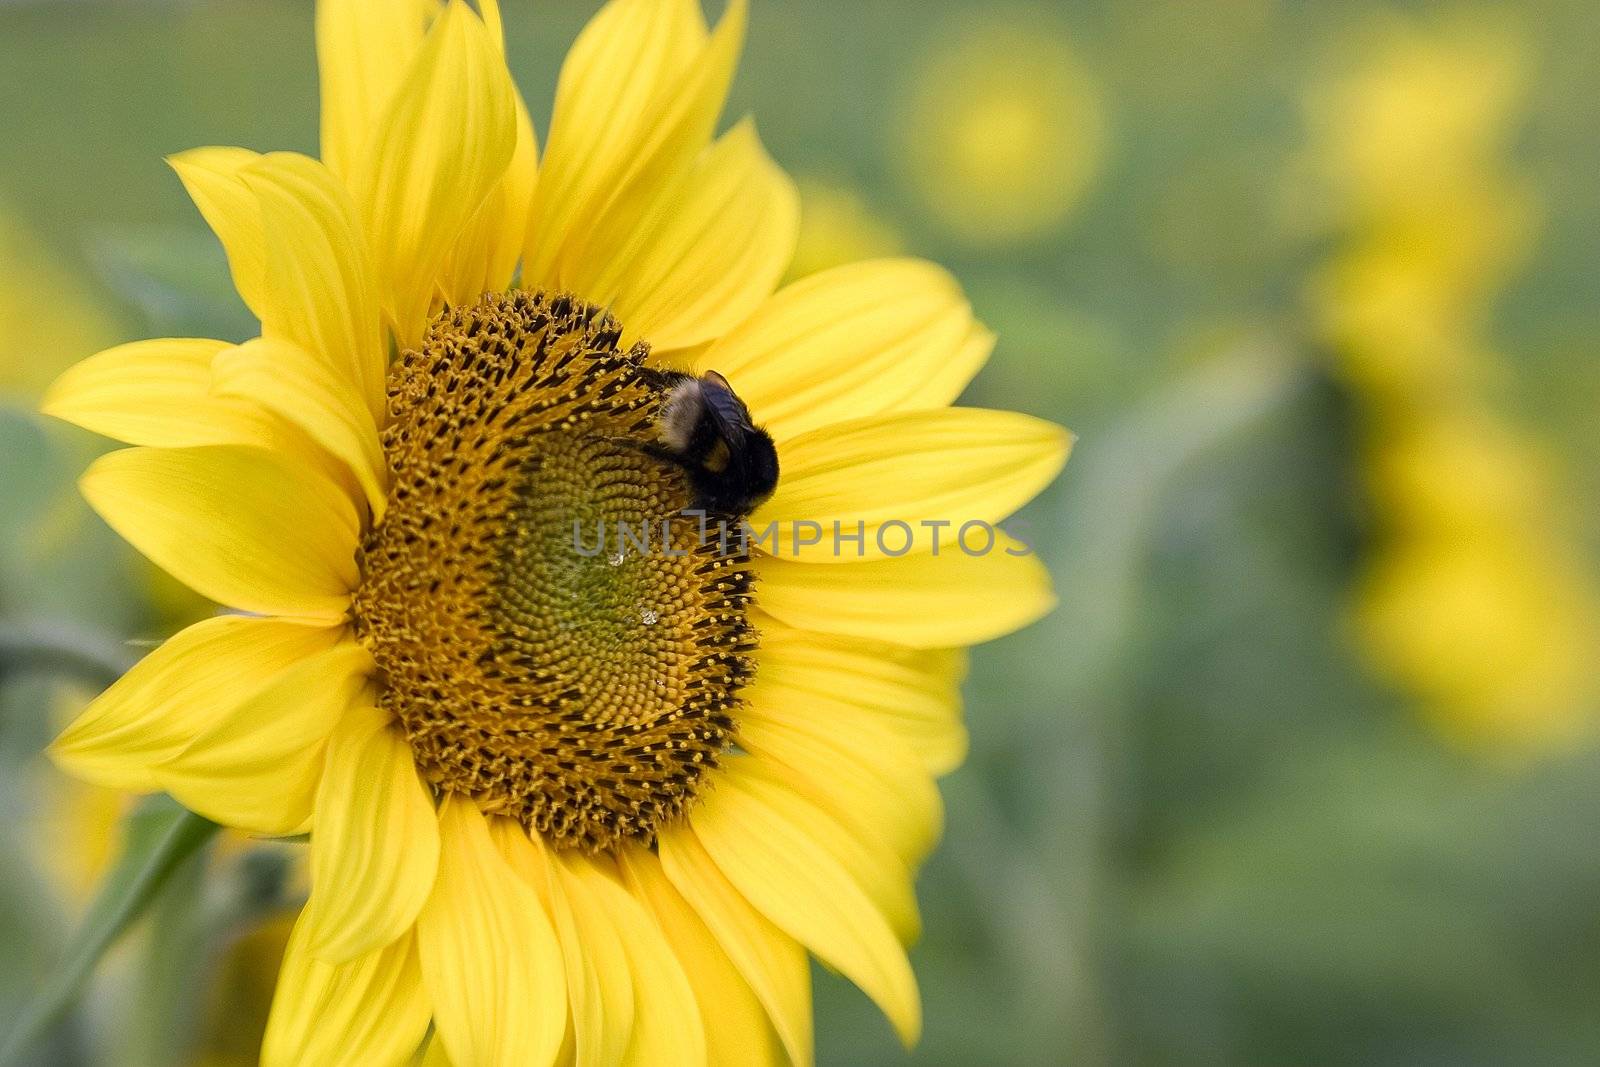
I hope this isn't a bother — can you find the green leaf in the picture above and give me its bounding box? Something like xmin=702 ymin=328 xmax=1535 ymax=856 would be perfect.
xmin=0 ymin=796 xmax=218 ymax=1067
xmin=0 ymin=620 xmax=138 ymax=690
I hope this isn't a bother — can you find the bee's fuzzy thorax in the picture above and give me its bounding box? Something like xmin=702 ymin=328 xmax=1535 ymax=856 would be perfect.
xmin=656 ymin=377 xmax=705 ymax=453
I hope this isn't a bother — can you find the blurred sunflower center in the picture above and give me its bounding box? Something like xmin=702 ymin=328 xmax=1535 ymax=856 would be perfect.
xmin=352 ymin=290 xmax=754 ymax=852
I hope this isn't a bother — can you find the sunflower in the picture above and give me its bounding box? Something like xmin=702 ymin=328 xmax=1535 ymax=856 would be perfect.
xmin=897 ymin=12 xmax=1105 ymax=247
xmin=42 ymin=1 xmax=1069 ymax=1064
xmin=1305 ymin=15 xmax=1599 ymax=748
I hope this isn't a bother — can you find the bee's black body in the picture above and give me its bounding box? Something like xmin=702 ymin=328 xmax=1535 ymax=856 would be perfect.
xmin=648 ymin=369 xmax=779 ymax=518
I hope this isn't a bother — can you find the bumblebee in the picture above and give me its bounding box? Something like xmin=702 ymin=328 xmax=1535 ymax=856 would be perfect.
xmin=650 ymin=369 xmax=779 ymax=517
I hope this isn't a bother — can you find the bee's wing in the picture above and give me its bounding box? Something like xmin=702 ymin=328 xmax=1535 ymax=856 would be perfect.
xmin=699 ymin=371 xmax=757 ymax=436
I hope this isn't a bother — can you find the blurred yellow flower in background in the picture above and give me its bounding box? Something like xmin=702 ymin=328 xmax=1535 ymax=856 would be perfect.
xmin=1307 ymin=14 xmax=1600 ymax=750
xmin=1357 ymin=408 xmax=1600 ymax=746
xmin=35 ymin=688 xmax=127 ymax=909
xmin=786 ymin=178 xmax=904 ymax=281
xmin=0 ymin=209 xmax=118 ymax=399
xmin=187 ymin=913 xmax=297 ymax=1067
xmin=1309 ymin=19 xmax=1530 ymax=223
xmin=1307 ymin=19 xmax=1538 ymax=404
xmin=896 ymin=9 xmax=1106 ymax=247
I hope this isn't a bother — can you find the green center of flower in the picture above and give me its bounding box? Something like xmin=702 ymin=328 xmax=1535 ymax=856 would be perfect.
xmin=352 ymin=291 xmax=754 ymax=852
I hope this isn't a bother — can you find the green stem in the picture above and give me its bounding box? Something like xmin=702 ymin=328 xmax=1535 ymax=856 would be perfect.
xmin=0 ymin=799 xmax=219 ymax=1067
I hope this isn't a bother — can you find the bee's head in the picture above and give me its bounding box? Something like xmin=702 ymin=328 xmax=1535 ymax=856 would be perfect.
xmin=727 ymin=423 xmax=779 ymax=509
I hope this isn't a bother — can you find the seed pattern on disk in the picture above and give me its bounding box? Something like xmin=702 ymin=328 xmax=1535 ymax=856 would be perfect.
xmin=353 ymin=290 xmax=755 ymax=852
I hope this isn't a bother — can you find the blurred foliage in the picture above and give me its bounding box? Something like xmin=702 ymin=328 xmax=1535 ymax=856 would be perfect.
xmin=1 ymin=1 xmax=1600 ymax=1065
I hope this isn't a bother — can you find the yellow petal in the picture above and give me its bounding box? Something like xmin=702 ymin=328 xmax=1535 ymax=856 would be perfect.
xmin=525 ymin=0 xmax=743 ymax=290
xmin=558 ymin=914 xmax=632 ymax=1067
xmin=239 ymin=152 xmax=386 ymax=418
xmin=416 ymin=1043 xmax=454 ymax=1067
xmin=476 ymin=0 xmax=504 ymax=47
xmin=657 ymin=825 xmax=814 ymax=1067
xmin=261 ymin=918 xmax=431 ymax=1067
xmin=169 ymin=147 xmax=268 ymax=321
xmin=555 ymin=853 xmax=706 ymax=1067
xmin=155 ymin=640 xmax=374 ymax=834
xmin=900 ymin=321 xmax=996 ymax=411
xmin=315 ymin=0 xmax=441 ymax=181
xmin=711 ymin=755 xmax=922 ymax=945
xmin=756 ymin=534 xmax=1056 ymax=647
xmin=491 ymin=819 xmax=632 ymax=1067
xmin=50 ymin=615 xmax=345 ymax=792
xmin=567 ymin=0 xmax=748 ymax=287
xmin=211 ymin=337 xmax=387 ymax=518
xmin=618 ymin=847 xmax=790 ymax=1067
xmin=754 ymin=618 xmax=969 ymax=775
xmin=301 ymin=706 xmax=440 ymax=962
xmin=417 ymin=1036 xmax=456 ymax=1066
xmin=697 ymin=259 xmax=993 ymax=441
xmin=440 ymin=94 xmax=539 ymax=306
xmin=173 ymin=148 xmax=385 ymax=414
xmin=353 ymin=0 xmax=517 ymax=348
xmin=739 ymin=688 xmax=944 ymax=869
xmin=753 ymin=408 xmax=1071 ymax=561
xmin=41 ymin=338 xmax=249 ymax=447
xmin=418 ymin=797 xmax=567 ymax=1067
xmin=685 ymin=756 xmax=921 ymax=1047
xmin=523 ymin=0 xmax=706 ymax=286
xmin=43 ymin=337 xmax=372 ymax=506
xmin=610 ymin=879 xmax=704 ymax=1067
xmin=81 ymin=445 xmax=360 ymax=620
xmin=569 ymin=118 xmax=798 ymax=353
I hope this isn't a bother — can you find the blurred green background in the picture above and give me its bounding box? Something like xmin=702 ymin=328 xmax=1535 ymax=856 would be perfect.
xmin=4 ymin=1 xmax=1600 ymax=1064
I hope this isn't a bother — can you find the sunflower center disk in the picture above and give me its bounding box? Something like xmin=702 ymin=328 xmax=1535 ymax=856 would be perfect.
xmin=353 ymin=291 xmax=754 ymax=852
